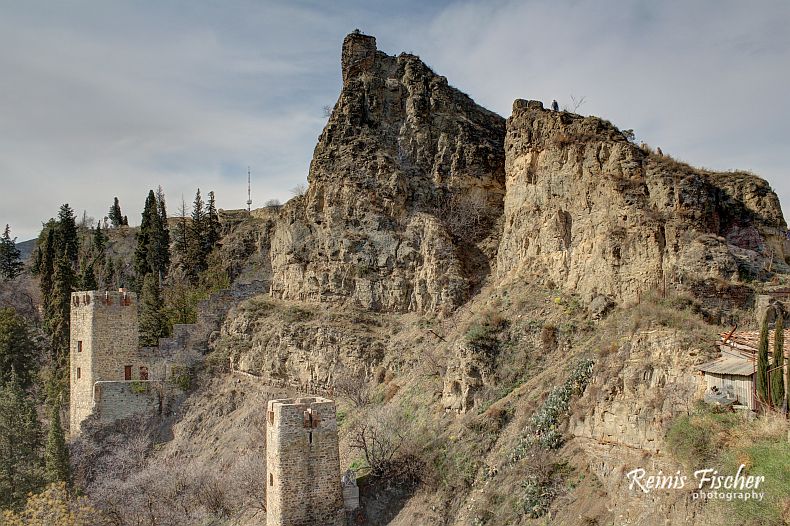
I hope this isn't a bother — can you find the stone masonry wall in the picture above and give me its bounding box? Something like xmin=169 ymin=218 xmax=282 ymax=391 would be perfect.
xmin=266 ymin=397 xmax=344 ymax=526
xmin=93 ymin=381 xmax=161 ymax=423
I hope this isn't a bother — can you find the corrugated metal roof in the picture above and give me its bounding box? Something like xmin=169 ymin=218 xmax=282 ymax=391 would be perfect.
xmin=720 ymin=329 xmax=790 ymax=353
xmin=696 ymin=356 xmax=754 ymax=376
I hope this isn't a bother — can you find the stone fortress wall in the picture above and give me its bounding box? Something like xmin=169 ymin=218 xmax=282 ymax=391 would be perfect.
xmin=266 ymin=397 xmax=345 ymax=526
xmin=69 ymin=280 xmax=269 ymax=436
xmin=92 ymin=381 xmax=162 ymax=424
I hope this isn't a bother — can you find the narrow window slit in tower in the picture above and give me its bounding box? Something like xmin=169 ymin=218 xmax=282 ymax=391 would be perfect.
xmin=304 ymin=409 xmax=315 ymax=446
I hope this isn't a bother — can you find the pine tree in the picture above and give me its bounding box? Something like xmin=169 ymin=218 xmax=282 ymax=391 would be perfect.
xmin=44 ymin=402 xmax=70 ymax=486
xmin=0 ymin=225 xmax=24 ymax=281
xmin=49 ymin=250 xmax=75 ymax=363
xmin=0 ymin=308 xmax=37 ymax=389
xmin=108 ymin=197 xmax=123 ymax=228
xmin=771 ymin=315 xmax=785 ymax=408
xmin=138 ymin=273 xmax=168 ymax=346
xmin=122 ymin=215 xmax=129 ymax=226
xmin=93 ymin=221 xmax=107 ymax=254
xmin=56 ymin=204 xmax=79 ymax=266
xmin=206 ymin=191 xmax=221 ymax=253
xmin=0 ymin=373 xmax=43 ymax=509
xmin=185 ymin=189 xmax=207 ymax=280
xmin=757 ymin=314 xmax=770 ymax=405
xmin=173 ymin=195 xmax=189 ymax=265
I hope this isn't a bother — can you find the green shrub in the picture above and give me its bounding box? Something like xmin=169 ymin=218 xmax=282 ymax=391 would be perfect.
xmin=666 ymin=406 xmax=790 ymax=525
xmin=722 ymin=440 xmax=790 ymax=525
xmin=280 ymin=306 xmax=313 ymax=324
xmin=129 ymin=381 xmax=148 ymax=394
xmin=665 ymin=403 xmax=740 ymax=469
xmin=465 ymin=314 xmax=509 ymax=356
xmin=170 ymin=366 xmax=192 ymax=392
xmin=511 ymin=358 xmax=594 ymax=461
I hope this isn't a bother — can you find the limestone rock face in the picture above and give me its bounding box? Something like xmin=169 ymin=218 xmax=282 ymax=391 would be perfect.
xmin=570 ymin=329 xmax=714 ymax=451
xmin=219 ymin=301 xmax=386 ymax=392
xmin=497 ymin=100 xmax=788 ymax=303
xmin=441 ymin=343 xmax=489 ymax=413
xmin=269 ymin=32 xmax=506 ymax=313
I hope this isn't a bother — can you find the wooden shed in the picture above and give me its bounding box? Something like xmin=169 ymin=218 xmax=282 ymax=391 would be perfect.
xmin=698 ymin=328 xmax=790 ymax=412
xmin=696 ymin=355 xmax=756 ymax=410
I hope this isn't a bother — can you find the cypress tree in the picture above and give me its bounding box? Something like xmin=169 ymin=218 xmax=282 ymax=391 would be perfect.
xmin=0 ymin=372 xmax=43 ymax=509
xmin=108 ymin=197 xmax=123 ymax=228
xmin=757 ymin=314 xmax=770 ymax=405
xmin=156 ymin=185 xmax=171 ymax=274
xmin=39 ymin=229 xmax=56 ymax=322
xmin=56 ymin=204 xmax=79 ymax=266
xmin=138 ymin=273 xmax=167 ymax=346
xmin=44 ymin=402 xmax=70 ymax=486
xmin=49 ymin=250 xmax=75 ymax=363
xmin=31 ymin=246 xmax=43 ymax=275
xmin=771 ymin=315 xmax=785 ymax=408
xmin=116 ymin=258 xmax=128 ymax=289
xmin=134 ymin=190 xmax=158 ymax=279
xmin=78 ymin=262 xmax=97 ymax=291
xmin=135 ymin=189 xmax=170 ymax=286
xmin=0 ymin=225 xmax=24 ymax=281
xmin=103 ymin=257 xmax=115 ymax=290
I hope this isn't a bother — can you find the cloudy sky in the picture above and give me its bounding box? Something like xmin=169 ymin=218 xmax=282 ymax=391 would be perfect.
xmin=1 ymin=0 xmax=788 ymax=240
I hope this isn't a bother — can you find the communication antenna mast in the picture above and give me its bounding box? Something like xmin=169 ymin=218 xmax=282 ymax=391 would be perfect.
xmin=246 ymin=166 xmax=252 ymax=212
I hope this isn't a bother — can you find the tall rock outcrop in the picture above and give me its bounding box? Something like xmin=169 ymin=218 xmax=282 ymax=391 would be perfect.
xmin=497 ymin=99 xmax=788 ymax=304
xmin=269 ymin=32 xmax=506 ymax=313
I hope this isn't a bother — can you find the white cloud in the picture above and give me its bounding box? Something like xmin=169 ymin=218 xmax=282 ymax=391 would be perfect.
xmin=0 ymin=0 xmax=788 ymax=240
xmin=405 ymin=0 xmax=790 ymax=219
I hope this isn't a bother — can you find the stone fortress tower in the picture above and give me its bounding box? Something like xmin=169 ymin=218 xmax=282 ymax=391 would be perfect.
xmin=266 ymin=397 xmax=345 ymax=526
xmin=69 ymin=290 xmax=155 ymax=436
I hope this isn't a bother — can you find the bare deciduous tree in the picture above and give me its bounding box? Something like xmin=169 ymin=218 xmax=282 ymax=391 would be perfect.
xmin=264 ymin=199 xmax=282 ymax=210
xmin=348 ymin=408 xmax=423 ymax=484
xmin=438 ymin=192 xmax=494 ymax=242
xmin=290 ymin=183 xmax=308 ymax=197
xmin=334 ymin=367 xmax=371 ymax=407
xmin=562 ymin=94 xmax=587 ymax=113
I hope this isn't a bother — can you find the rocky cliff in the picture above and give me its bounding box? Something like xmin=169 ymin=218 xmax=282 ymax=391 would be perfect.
xmin=497 ymin=99 xmax=788 ymax=305
xmin=83 ymin=32 xmax=790 ymax=526
xmin=268 ymin=32 xmax=506 ymax=313
xmin=264 ymin=41 xmax=788 ymax=316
